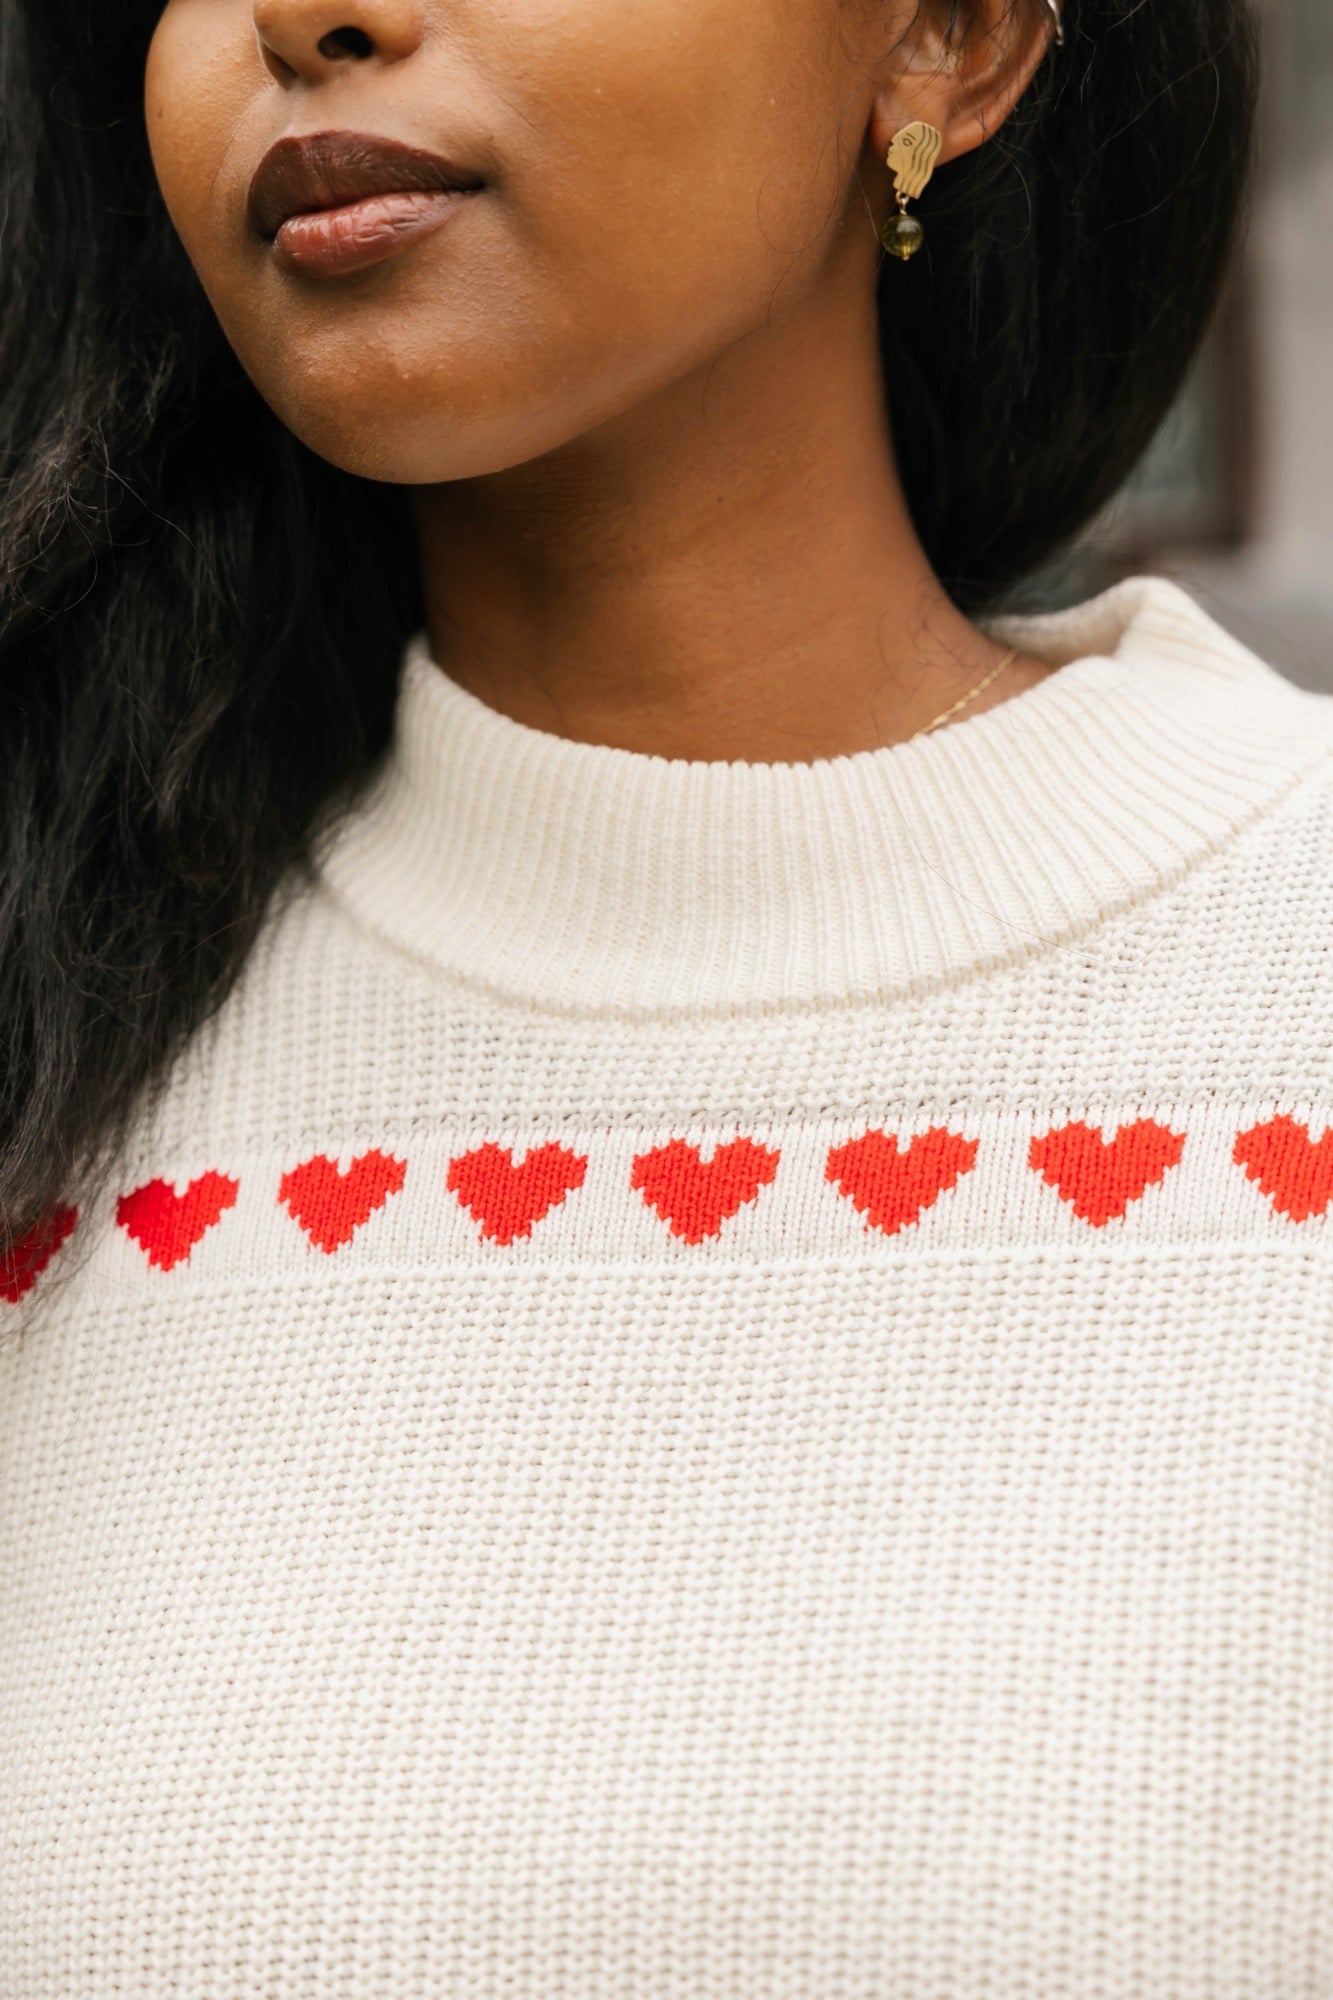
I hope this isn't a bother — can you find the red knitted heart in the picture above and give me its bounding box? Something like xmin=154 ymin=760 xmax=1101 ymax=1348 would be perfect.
xmin=1233 ymin=1114 xmax=1333 ymax=1223
xmin=1 ymin=1205 xmax=78 ymax=1305
xmin=631 ymin=1137 xmax=781 ymax=1244
xmin=279 ymin=1149 xmax=407 ymax=1254
xmin=826 ymin=1126 xmax=979 ymax=1236
xmin=1028 ymin=1119 xmax=1185 ymax=1227
xmin=448 ymin=1142 xmax=588 ymax=1246
xmin=117 ymin=1171 xmax=239 ymax=1271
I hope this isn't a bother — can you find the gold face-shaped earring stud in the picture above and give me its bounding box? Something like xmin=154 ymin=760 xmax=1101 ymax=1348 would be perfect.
xmin=881 ymin=121 xmax=943 ymax=261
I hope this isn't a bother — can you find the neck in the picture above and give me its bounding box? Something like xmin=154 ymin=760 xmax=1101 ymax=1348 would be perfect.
xmin=412 ymin=267 xmax=1047 ymax=763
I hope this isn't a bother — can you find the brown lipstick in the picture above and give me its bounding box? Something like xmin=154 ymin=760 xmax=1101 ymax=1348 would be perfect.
xmin=248 ymin=131 xmax=484 ymax=279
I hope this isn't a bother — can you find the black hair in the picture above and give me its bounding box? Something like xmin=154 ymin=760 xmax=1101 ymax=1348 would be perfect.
xmin=0 ymin=0 xmax=1260 ymax=1262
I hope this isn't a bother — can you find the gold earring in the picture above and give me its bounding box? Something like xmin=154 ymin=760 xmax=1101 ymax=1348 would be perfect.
xmin=881 ymin=121 xmax=943 ymax=261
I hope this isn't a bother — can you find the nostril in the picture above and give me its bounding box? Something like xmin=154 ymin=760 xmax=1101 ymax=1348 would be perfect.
xmin=317 ymin=25 xmax=375 ymax=59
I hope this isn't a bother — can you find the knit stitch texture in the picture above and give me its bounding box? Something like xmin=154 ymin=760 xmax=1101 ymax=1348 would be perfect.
xmin=3 ymin=577 xmax=1333 ymax=1997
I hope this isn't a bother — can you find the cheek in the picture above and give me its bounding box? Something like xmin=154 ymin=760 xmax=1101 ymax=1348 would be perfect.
xmin=504 ymin=0 xmax=853 ymax=323
xmin=370 ymin=5 xmax=855 ymax=479
xmin=144 ymin=12 xmax=256 ymax=266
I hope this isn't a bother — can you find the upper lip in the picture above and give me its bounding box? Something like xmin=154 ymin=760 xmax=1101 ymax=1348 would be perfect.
xmin=247 ymin=130 xmax=484 ymax=240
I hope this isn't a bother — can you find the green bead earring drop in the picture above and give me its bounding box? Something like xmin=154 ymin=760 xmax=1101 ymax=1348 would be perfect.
xmin=880 ymin=120 xmax=943 ymax=262
xmin=882 ymin=211 xmax=925 ymax=262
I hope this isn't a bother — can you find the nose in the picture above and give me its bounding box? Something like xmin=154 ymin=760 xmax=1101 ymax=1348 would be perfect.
xmin=253 ymin=0 xmax=423 ymax=85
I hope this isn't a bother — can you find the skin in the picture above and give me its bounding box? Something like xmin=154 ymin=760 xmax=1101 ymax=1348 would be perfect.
xmin=146 ymin=0 xmax=1058 ymax=761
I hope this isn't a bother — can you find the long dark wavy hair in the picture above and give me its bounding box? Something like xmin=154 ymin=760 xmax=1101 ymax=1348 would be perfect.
xmin=1 ymin=0 xmax=1260 ymax=1260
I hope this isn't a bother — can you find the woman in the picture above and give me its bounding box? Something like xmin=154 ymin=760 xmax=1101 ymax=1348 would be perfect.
xmin=3 ymin=0 xmax=1329 ymax=1991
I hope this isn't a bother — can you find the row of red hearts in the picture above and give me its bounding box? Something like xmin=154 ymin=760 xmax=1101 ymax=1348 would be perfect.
xmin=4 ymin=1114 xmax=1329 ymax=1304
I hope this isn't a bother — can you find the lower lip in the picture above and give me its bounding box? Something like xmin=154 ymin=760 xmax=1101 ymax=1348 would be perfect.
xmin=271 ymin=189 xmax=475 ymax=278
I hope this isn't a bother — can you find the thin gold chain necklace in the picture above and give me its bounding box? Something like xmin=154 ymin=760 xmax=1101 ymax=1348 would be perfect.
xmin=910 ymin=645 xmax=1019 ymax=741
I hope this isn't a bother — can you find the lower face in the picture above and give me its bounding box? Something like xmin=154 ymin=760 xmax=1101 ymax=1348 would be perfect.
xmin=145 ymin=0 xmax=884 ymax=484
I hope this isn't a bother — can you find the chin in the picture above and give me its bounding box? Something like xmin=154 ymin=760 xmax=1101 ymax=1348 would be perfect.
xmin=284 ymin=417 xmax=466 ymax=485
xmin=258 ymin=384 xmax=532 ymax=485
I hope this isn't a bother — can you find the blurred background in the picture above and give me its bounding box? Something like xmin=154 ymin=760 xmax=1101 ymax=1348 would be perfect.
xmin=1045 ymin=0 xmax=1333 ymax=691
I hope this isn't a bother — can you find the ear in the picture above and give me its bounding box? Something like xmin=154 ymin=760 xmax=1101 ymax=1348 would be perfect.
xmin=867 ymin=0 xmax=1057 ymax=173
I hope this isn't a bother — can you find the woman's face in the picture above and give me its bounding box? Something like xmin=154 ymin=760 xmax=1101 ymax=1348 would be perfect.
xmin=146 ymin=0 xmax=899 ymax=483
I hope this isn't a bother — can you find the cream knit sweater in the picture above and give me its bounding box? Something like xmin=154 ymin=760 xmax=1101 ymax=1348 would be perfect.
xmin=4 ymin=577 xmax=1333 ymax=1997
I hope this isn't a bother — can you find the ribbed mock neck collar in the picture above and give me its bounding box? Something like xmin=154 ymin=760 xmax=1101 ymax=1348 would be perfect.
xmin=315 ymin=577 xmax=1332 ymax=1015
